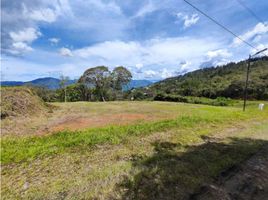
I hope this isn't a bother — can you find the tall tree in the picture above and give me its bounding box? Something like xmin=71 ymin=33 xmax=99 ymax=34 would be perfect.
xmin=78 ymin=66 xmax=111 ymax=101
xmin=111 ymin=66 xmax=132 ymax=91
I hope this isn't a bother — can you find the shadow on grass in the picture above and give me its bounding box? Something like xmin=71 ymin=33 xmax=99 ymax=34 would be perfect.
xmin=115 ymin=137 xmax=267 ymax=200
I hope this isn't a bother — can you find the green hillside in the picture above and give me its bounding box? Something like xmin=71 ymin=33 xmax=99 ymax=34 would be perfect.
xmin=149 ymin=57 xmax=268 ymax=100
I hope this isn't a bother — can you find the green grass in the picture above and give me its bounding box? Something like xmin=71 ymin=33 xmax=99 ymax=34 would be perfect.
xmin=1 ymin=116 xmax=206 ymax=164
xmin=1 ymin=101 xmax=268 ymax=199
xmin=0 ymin=105 xmax=259 ymax=164
xmin=122 ymin=137 xmax=266 ymax=200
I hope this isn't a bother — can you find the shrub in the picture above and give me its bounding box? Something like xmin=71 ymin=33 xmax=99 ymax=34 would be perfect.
xmin=154 ymin=93 xmax=188 ymax=103
xmin=154 ymin=93 xmax=235 ymax=106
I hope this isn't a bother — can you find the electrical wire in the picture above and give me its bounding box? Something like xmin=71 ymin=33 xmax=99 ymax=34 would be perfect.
xmin=183 ymin=0 xmax=267 ymax=56
xmin=235 ymin=0 xmax=264 ymax=24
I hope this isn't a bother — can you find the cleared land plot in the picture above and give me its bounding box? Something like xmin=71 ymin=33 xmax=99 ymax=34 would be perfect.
xmin=2 ymin=101 xmax=198 ymax=137
xmin=1 ymin=101 xmax=268 ymax=199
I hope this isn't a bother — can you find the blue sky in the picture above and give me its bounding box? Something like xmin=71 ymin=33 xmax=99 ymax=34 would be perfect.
xmin=1 ymin=0 xmax=268 ymax=81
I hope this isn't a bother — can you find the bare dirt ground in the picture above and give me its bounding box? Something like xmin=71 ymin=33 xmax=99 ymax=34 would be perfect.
xmin=2 ymin=101 xmax=183 ymax=137
xmin=38 ymin=113 xmax=151 ymax=134
xmin=191 ymin=144 xmax=268 ymax=200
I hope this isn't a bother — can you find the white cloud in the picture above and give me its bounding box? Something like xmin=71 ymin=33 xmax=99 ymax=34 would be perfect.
xmin=59 ymin=47 xmax=73 ymax=57
xmin=200 ymin=49 xmax=232 ymax=68
xmin=144 ymin=70 xmax=157 ymax=78
xmin=1 ymin=0 xmax=70 ymax=55
xmin=12 ymin=42 xmax=33 ymax=53
xmin=207 ymin=49 xmax=232 ymax=59
xmin=134 ymin=63 xmax=144 ymax=73
xmin=59 ymin=0 xmax=128 ymax=42
xmin=74 ymin=40 xmax=142 ymax=62
xmin=179 ymin=61 xmax=192 ymax=72
xmin=87 ymin=0 xmax=121 ymax=14
xmin=9 ymin=28 xmax=41 ymax=43
xmin=23 ymin=6 xmax=58 ymax=23
xmin=176 ymin=13 xmax=200 ymax=28
xmin=71 ymin=37 xmax=219 ymax=69
xmin=62 ymin=37 xmax=220 ymax=79
xmin=143 ymin=68 xmax=175 ymax=79
xmin=135 ymin=63 xmax=143 ymax=69
xmin=2 ymin=57 xmax=83 ymax=82
xmin=2 ymin=35 xmax=225 ymax=80
xmin=49 ymin=38 xmax=60 ymax=44
xmin=7 ymin=28 xmax=41 ymax=55
xmin=233 ymin=22 xmax=268 ymax=46
xmin=161 ymin=68 xmax=173 ymax=79
xmin=133 ymin=0 xmax=156 ymax=18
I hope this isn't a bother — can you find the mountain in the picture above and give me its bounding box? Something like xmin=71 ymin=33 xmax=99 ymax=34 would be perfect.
xmin=1 ymin=78 xmax=76 ymax=90
xmin=124 ymin=80 xmax=153 ymax=90
xmin=146 ymin=56 xmax=268 ymax=100
xmin=0 ymin=81 xmax=24 ymax=86
xmin=24 ymin=78 xmax=76 ymax=90
xmin=1 ymin=78 xmax=154 ymax=90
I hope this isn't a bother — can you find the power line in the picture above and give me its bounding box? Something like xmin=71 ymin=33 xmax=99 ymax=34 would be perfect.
xmin=235 ymin=0 xmax=264 ymax=24
xmin=183 ymin=0 xmax=267 ymax=56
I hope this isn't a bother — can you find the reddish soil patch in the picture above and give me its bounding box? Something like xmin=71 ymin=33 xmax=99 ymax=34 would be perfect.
xmin=41 ymin=113 xmax=153 ymax=134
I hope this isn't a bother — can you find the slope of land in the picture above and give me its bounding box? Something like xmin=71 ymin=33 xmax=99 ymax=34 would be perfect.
xmin=147 ymin=56 xmax=268 ymax=100
xmin=1 ymin=100 xmax=268 ymax=199
xmin=0 ymin=87 xmax=51 ymax=119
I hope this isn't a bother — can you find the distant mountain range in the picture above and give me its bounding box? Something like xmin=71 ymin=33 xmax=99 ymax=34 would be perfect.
xmin=1 ymin=77 xmax=155 ymax=90
xmin=124 ymin=80 xmax=154 ymax=90
xmin=1 ymin=78 xmax=75 ymax=90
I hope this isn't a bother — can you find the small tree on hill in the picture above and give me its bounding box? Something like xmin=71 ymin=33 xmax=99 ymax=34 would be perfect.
xmin=59 ymin=75 xmax=70 ymax=102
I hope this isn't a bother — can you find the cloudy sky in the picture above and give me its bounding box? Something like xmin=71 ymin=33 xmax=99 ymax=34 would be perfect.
xmin=1 ymin=0 xmax=268 ymax=81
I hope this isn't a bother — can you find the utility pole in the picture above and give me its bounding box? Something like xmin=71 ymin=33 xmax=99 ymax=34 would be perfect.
xmin=243 ymin=55 xmax=251 ymax=111
xmin=243 ymin=48 xmax=267 ymax=111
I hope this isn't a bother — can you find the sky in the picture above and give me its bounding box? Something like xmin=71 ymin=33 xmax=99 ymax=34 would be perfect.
xmin=1 ymin=0 xmax=268 ymax=81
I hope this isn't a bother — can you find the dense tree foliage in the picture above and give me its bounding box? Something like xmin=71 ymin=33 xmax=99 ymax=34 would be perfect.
xmin=148 ymin=57 xmax=268 ymax=100
xmin=78 ymin=66 xmax=111 ymax=101
xmin=112 ymin=66 xmax=132 ymax=91
xmin=78 ymin=66 xmax=132 ymax=101
xmin=57 ymin=83 xmax=91 ymax=102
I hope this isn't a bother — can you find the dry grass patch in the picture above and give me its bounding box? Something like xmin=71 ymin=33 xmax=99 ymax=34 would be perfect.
xmin=0 ymin=87 xmax=51 ymax=119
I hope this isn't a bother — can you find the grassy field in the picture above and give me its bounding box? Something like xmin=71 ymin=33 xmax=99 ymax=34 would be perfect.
xmin=1 ymin=101 xmax=268 ymax=199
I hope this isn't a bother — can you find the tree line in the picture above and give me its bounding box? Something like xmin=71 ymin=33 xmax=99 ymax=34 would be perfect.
xmin=32 ymin=66 xmax=133 ymax=102
xmin=31 ymin=56 xmax=268 ymax=102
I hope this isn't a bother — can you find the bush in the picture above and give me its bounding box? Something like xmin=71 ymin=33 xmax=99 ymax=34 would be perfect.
xmin=154 ymin=93 xmax=235 ymax=106
xmin=154 ymin=93 xmax=188 ymax=102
